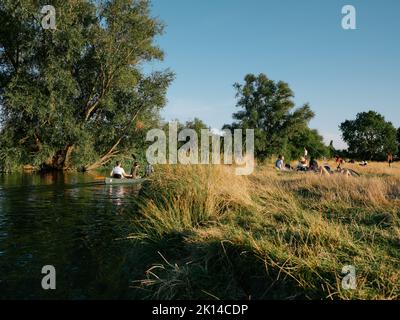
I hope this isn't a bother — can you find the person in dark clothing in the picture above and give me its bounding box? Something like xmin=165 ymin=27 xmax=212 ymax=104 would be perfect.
xmin=388 ymin=153 xmax=394 ymax=167
xmin=131 ymin=161 xmax=141 ymax=179
xmin=309 ymin=157 xmax=319 ymax=172
xmin=335 ymin=156 xmax=344 ymax=170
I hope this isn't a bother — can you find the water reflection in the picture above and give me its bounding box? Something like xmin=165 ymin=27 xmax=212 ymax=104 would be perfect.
xmin=0 ymin=172 xmax=141 ymax=299
xmin=108 ymin=185 xmax=141 ymax=207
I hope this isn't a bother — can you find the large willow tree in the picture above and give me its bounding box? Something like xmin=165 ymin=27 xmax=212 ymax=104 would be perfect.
xmin=0 ymin=0 xmax=173 ymax=171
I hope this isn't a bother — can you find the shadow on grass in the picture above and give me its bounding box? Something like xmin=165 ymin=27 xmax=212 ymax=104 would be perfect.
xmin=125 ymin=230 xmax=333 ymax=300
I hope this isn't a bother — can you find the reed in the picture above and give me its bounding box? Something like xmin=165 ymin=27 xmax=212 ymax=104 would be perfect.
xmin=128 ymin=162 xmax=400 ymax=300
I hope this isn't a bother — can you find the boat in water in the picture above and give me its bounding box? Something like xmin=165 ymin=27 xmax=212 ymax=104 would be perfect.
xmin=104 ymin=178 xmax=147 ymax=185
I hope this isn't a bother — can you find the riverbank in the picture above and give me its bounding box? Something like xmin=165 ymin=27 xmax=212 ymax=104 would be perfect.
xmin=128 ymin=163 xmax=400 ymax=299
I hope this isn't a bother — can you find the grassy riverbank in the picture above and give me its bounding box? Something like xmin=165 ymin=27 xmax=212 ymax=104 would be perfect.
xmin=127 ymin=163 xmax=400 ymax=300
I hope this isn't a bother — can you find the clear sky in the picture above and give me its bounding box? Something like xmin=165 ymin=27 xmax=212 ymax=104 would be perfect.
xmin=145 ymin=0 xmax=400 ymax=149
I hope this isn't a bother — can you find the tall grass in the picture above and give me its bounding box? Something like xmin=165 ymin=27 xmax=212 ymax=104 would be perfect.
xmin=128 ymin=162 xmax=400 ymax=300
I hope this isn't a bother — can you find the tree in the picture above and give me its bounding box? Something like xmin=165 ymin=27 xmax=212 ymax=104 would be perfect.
xmin=223 ymin=73 xmax=317 ymax=160
xmin=0 ymin=0 xmax=173 ymax=172
xmin=328 ymin=140 xmax=336 ymax=159
xmin=397 ymin=127 xmax=400 ymax=154
xmin=160 ymin=117 xmax=211 ymax=153
xmin=184 ymin=118 xmax=210 ymax=136
xmin=286 ymin=128 xmax=329 ymax=161
xmin=339 ymin=111 xmax=398 ymax=161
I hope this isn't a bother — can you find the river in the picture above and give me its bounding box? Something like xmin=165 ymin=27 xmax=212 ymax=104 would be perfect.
xmin=0 ymin=172 xmax=142 ymax=299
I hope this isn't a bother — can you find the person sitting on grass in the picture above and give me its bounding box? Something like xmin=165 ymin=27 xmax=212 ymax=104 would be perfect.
xmin=316 ymin=158 xmax=331 ymax=176
xmin=275 ymin=155 xmax=286 ymax=171
xmin=309 ymin=157 xmax=319 ymax=172
xmin=296 ymin=157 xmax=308 ymax=172
xmin=110 ymin=161 xmax=132 ymax=179
xmin=335 ymin=155 xmax=345 ymax=170
xmin=317 ymin=166 xmax=351 ymax=177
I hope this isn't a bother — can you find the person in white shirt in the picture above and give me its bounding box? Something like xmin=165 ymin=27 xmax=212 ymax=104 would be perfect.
xmin=296 ymin=157 xmax=308 ymax=171
xmin=110 ymin=161 xmax=132 ymax=179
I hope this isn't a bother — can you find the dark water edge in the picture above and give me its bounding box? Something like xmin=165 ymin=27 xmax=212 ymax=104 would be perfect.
xmin=0 ymin=172 xmax=142 ymax=299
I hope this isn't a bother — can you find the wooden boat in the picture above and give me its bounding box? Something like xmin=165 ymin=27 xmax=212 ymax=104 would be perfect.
xmin=104 ymin=177 xmax=147 ymax=185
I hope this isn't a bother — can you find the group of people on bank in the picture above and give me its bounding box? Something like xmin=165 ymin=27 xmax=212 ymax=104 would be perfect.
xmin=275 ymin=154 xmax=354 ymax=177
xmin=275 ymin=151 xmax=396 ymax=177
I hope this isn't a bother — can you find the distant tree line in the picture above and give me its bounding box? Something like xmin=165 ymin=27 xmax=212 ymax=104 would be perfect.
xmin=339 ymin=111 xmax=398 ymax=161
xmin=222 ymin=74 xmax=399 ymax=162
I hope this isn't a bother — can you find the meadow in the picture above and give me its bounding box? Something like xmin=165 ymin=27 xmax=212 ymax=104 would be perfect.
xmin=125 ymin=160 xmax=400 ymax=300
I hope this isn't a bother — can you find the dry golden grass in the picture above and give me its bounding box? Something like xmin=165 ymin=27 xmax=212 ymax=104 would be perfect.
xmin=130 ymin=162 xmax=400 ymax=300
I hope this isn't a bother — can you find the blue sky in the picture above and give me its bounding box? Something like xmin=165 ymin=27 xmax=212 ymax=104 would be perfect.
xmin=145 ymin=0 xmax=400 ymax=149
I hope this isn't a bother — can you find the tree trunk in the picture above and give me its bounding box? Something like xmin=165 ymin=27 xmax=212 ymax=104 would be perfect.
xmin=63 ymin=144 xmax=74 ymax=170
xmin=41 ymin=144 xmax=74 ymax=171
xmin=84 ymin=104 xmax=145 ymax=171
xmin=84 ymin=141 xmax=121 ymax=171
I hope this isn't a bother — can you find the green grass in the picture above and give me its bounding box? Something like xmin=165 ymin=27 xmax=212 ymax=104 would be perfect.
xmin=125 ymin=164 xmax=400 ymax=300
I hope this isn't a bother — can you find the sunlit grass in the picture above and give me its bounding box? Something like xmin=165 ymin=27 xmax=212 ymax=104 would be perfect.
xmin=128 ymin=162 xmax=400 ymax=300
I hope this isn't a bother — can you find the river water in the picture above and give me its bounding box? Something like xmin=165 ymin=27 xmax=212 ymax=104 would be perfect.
xmin=0 ymin=172 xmax=142 ymax=299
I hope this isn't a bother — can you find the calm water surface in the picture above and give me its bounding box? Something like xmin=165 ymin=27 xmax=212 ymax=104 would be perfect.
xmin=0 ymin=172 xmax=141 ymax=299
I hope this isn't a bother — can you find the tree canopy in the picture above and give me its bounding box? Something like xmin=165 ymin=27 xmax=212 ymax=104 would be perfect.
xmin=286 ymin=127 xmax=329 ymax=161
xmin=223 ymin=73 xmax=325 ymax=160
xmin=397 ymin=127 xmax=400 ymax=153
xmin=339 ymin=111 xmax=398 ymax=161
xmin=0 ymin=0 xmax=173 ymax=172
